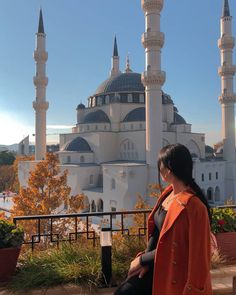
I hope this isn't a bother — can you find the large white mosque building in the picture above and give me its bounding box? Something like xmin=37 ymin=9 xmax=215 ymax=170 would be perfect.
xmin=19 ymin=0 xmax=236 ymax=212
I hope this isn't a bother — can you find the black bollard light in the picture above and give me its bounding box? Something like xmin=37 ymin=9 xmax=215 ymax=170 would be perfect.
xmin=100 ymin=225 xmax=112 ymax=287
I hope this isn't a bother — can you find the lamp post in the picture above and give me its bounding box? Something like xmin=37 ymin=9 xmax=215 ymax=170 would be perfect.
xmin=100 ymin=224 xmax=112 ymax=287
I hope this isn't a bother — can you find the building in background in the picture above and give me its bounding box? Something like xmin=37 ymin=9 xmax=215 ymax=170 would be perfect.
xmin=19 ymin=0 xmax=236 ymax=213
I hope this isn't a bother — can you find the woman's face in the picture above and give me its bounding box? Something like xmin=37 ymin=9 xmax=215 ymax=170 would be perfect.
xmin=159 ymin=162 xmax=171 ymax=183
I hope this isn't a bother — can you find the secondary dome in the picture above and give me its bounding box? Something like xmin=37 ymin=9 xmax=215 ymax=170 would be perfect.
xmin=83 ymin=110 xmax=110 ymax=124
xmin=123 ymin=107 xmax=145 ymax=122
xmin=94 ymin=72 xmax=144 ymax=95
xmin=61 ymin=137 xmax=92 ymax=152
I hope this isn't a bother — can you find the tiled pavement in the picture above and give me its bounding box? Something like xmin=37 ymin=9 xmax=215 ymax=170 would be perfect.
xmin=0 ymin=265 xmax=235 ymax=294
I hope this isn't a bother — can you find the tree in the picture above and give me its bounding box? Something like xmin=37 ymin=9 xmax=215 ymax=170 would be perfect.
xmin=12 ymin=153 xmax=87 ymax=245
xmin=0 ymin=165 xmax=15 ymax=192
xmin=0 ymin=151 xmax=15 ymax=166
xmin=12 ymin=153 xmax=71 ymax=217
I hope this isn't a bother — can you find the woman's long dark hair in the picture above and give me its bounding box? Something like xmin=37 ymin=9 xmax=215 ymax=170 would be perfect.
xmin=158 ymin=144 xmax=211 ymax=223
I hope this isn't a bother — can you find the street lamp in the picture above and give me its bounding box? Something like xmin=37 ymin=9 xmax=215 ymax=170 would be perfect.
xmin=100 ymin=222 xmax=112 ymax=287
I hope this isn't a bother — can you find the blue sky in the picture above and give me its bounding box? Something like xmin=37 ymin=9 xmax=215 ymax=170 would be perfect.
xmin=0 ymin=0 xmax=235 ymax=146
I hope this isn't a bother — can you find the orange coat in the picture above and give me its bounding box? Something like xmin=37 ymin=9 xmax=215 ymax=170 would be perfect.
xmin=147 ymin=186 xmax=212 ymax=295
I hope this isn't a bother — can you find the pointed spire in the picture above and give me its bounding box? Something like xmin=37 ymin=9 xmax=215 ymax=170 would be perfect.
xmin=113 ymin=36 xmax=119 ymax=57
xmin=222 ymin=0 xmax=231 ymax=17
xmin=125 ymin=54 xmax=132 ymax=73
xmin=38 ymin=8 xmax=45 ymax=34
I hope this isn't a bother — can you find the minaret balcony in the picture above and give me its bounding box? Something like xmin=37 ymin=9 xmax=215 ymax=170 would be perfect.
xmin=33 ymin=100 xmax=49 ymax=111
xmin=218 ymin=36 xmax=235 ymax=49
xmin=141 ymin=70 xmax=166 ymax=87
xmin=141 ymin=0 xmax=163 ymax=12
xmin=219 ymin=93 xmax=236 ymax=104
xmin=33 ymin=76 xmax=48 ymax=87
xmin=142 ymin=31 xmax=164 ymax=48
xmin=218 ymin=65 xmax=236 ymax=76
xmin=34 ymin=51 xmax=48 ymax=62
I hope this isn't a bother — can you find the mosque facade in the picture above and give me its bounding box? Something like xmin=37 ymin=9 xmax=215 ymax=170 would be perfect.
xmin=19 ymin=0 xmax=236 ymax=212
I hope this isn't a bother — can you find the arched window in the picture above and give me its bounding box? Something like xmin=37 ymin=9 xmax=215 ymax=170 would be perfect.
xmin=216 ymin=172 xmax=218 ymax=180
xmin=80 ymin=155 xmax=85 ymax=163
xmin=91 ymin=200 xmax=96 ymax=212
xmin=201 ymin=174 xmax=204 ymax=182
xmin=215 ymin=186 xmax=220 ymax=202
xmin=97 ymin=199 xmax=104 ymax=212
xmin=111 ymin=178 xmax=116 ymax=190
xmin=209 ymin=173 xmax=211 ymax=181
xmin=207 ymin=187 xmax=213 ymax=203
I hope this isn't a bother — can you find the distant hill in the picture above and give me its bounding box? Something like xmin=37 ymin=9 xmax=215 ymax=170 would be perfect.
xmin=0 ymin=144 xmax=18 ymax=152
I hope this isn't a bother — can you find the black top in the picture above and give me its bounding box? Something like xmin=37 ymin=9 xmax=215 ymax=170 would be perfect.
xmin=140 ymin=205 xmax=167 ymax=267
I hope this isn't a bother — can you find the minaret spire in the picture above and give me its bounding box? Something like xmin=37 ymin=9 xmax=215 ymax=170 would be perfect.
xmin=222 ymin=0 xmax=230 ymax=17
xmin=33 ymin=9 xmax=49 ymax=160
xmin=38 ymin=8 xmax=45 ymax=33
xmin=113 ymin=36 xmax=118 ymax=57
xmin=110 ymin=35 xmax=121 ymax=77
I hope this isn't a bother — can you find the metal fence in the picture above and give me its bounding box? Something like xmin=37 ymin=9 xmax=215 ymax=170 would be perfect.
xmin=13 ymin=205 xmax=236 ymax=251
xmin=13 ymin=209 xmax=151 ymax=250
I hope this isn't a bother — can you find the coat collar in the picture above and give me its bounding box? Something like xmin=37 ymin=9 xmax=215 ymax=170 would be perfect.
xmin=148 ymin=185 xmax=195 ymax=239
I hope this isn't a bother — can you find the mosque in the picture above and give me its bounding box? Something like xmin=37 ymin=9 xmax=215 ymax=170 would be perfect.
xmin=19 ymin=0 xmax=236 ymax=212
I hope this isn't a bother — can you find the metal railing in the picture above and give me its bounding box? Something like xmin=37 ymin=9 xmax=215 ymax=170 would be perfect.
xmin=13 ymin=205 xmax=236 ymax=251
xmin=13 ymin=209 xmax=151 ymax=250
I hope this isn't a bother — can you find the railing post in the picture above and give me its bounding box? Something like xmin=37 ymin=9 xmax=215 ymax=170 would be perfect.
xmin=100 ymin=226 xmax=112 ymax=287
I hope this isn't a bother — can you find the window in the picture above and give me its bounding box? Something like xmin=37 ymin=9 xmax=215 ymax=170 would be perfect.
xmin=131 ymin=124 xmax=134 ymax=130
xmin=128 ymin=94 xmax=133 ymax=103
xmin=91 ymin=200 xmax=96 ymax=212
xmin=67 ymin=156 xmax=71 ymax=163
xmin=216 ymin=172 xmax=218 ymax=180
xmin=139 ymin=94 xmax=145 ymax=103
xmin=87 ymin=125 xmax=90 ymax=131
xmin=207 ymin=188 xmax=213 ymax=202
xmin=105 ymin=95 xmax=109 ymax=104
xmin=209 ymin=173 xmax=211 ymax=181
xmin=89 ymin=175 xmax=94 ymax=185
xmin=80 ymin=155 xmax=85 ymax=163
xmin=111 ymin=178 xmax=116 ymax=190
xmin=139 ymin=123 xmax=143 ymax=129
xmin=95 ymin=125 xmax=98 ymax=130
xmin=201 ymin=173 xmax=204 ymax=182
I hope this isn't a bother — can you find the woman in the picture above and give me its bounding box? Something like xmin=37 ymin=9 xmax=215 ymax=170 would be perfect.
xmin=114 ymin=144 xmax=212 ymax=295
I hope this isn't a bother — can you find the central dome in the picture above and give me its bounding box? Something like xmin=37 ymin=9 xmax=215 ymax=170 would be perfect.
xmin=94 ymin=72 xmax=144 ymax=95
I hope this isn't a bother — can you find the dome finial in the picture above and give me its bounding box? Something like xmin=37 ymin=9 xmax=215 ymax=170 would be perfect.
xmin=125 ymin=53 xmax=132 ymax=73
xmin=222 ymin=0 xmax=231 ymax=17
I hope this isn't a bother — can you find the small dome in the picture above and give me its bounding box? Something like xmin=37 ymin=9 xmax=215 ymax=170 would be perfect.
xmin=83 ymin=110 xmax=110 ymax=124
xmin=123 ymin=107 xmax=145 ymax=122
xmin=173 ymin=112 xmax=187 ymax=124
xmin=162 ymin=92 xmax=173 ymax=104
xmin=94 ymin=72 xmax=144 ymax=95
xmin=76 ymin=103 xmax=85 ymax=110
xmin=62 ymin=137 xmax=92 ymax=152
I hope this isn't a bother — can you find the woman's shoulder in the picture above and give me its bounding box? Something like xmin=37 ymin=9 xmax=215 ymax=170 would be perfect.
xmin=177 ymin=190 xmax=207 ymax=212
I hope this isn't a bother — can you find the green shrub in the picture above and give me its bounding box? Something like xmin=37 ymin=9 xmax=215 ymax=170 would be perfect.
xmin=211 ymin=208 xmax=236 ymax=234
xmin=0 ymin=219 xmax=24 ymax=248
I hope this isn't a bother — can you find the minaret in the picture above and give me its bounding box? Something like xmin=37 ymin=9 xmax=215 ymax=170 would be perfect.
xmin=141 ymin=0 xmax=165 ymax=184
xmin=33 ymin=9 xmax=49 ymax=160
xmin=218 ymin=0 xmax=236 ymax=199
xmin=110 ymin=36 xmax=121 ymax=77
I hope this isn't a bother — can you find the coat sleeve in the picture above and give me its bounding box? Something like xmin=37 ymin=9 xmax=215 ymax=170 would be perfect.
xmin=183 ymin=200 xmax=212 ymax=295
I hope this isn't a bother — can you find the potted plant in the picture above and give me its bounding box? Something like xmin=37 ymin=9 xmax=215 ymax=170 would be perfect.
xmin=0 ymin=219 xmax=24 ymax=282
xmin=211 ymin=208 xmax=236 ymax=261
